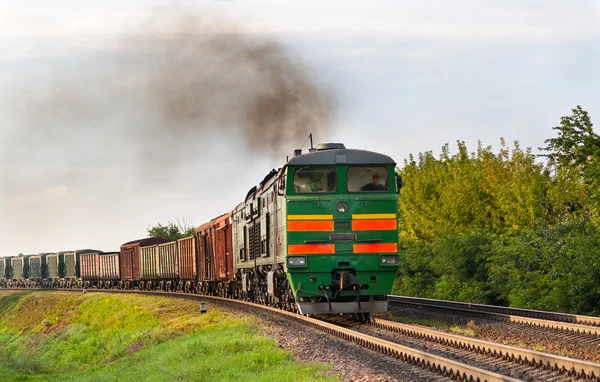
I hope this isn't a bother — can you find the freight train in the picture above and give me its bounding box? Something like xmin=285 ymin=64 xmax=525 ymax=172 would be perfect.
xmin=0 ymin=142 xmax=402 ymax=316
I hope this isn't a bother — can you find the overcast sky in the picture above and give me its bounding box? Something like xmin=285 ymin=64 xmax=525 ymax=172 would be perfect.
xmin=1 ymin=0 xmax=599 ymax=256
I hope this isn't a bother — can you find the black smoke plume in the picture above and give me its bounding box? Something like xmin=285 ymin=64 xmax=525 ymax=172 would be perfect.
xmin=4 ymin=9 xmax=337 ymax=175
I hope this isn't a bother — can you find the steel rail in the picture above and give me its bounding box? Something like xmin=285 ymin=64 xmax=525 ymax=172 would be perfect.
xmin=1 ymin=288 xmax=520 ymax=382
xmin=388 ymin=295 xmax=600 ymax=336
xmin=371 ymin=318 xmax=600 ymax=381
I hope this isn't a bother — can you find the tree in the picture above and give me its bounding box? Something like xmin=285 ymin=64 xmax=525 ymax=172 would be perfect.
xmin=176 ymin=216 xmax=197 ymax=238
xmin=540 ymin=105 xmax=599 ymax=171
xmin=540 ymin=106 xmax=600 ymax=214
xmin=147 ymin=216 xmax=195 ymax=241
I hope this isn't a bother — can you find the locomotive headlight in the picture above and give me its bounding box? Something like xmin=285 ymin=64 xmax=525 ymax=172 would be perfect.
xmin=288 ymin=256 xmax=307 ymax=266
xmin=381 ymin=255 xmax=399 ymax=265
xmin=336 ymin=201 xmax=349 ymax=214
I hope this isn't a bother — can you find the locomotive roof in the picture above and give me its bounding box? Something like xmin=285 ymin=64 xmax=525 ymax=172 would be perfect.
xmin=287 ymin=148 xmax=396 ymax=166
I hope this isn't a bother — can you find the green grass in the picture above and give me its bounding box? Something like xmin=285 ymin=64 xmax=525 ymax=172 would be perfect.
xmin=0 ymin=291 xmax=335 ymax=382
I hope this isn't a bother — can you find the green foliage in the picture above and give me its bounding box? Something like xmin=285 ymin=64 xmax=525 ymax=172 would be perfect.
xmin=399 ymin=139 xmax=552 ymax=240
xmin=540 ymin=105 xmax=600 ymax=213
xmin=395 ymin=106 xmax=600 ymax=315
xmin=540 ymin=105 xmax=599 ymax=171
xmin=0 ymin=292 xmax=332 ymax=382
xmin=147 ymin=222 xmax=195 ymax=242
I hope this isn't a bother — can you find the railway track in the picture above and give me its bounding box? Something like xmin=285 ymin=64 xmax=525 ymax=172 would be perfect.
xmin=388 ymin=295 xmax=600 ymax=337
xmin=355 ymin=318 xmax=600 ymax=382
xmin=1 ymin=288 xmax=534 ymax=382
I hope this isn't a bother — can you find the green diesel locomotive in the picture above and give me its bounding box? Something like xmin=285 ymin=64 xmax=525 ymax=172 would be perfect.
xmin=232 ymin=142 xmax=401 ymax=315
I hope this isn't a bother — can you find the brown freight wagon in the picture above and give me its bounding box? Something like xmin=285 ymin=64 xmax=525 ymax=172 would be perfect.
xmin=177 ymin=236 xmax=196 ymax=292
xmin=195 ymin=213 xmax=234 ymax=295
xmin=196 ymin=220 xmax=216 ymax=283
xmin=213 ymin=212 xmax=234 ymax=281
xmin=120 ymin=238 xmax=170 ymax=289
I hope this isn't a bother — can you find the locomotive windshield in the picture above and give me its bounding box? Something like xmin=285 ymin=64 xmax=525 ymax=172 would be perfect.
xmin=347 ymin=166 xmax=389 ymax=192
xmin=293 ymin=166 xmax=337 ymax=193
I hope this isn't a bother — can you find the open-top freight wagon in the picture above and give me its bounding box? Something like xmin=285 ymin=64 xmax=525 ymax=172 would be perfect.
xmin=119 ymin=238 xmax=170 ymax=290
xmin=177 ymin=236 xmax=196 ymax=293
xmin=80 ymin=251 xmax=121 ymax=289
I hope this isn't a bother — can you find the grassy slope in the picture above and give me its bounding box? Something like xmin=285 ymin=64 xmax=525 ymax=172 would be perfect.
xmin=0 ymin=291 xmax=334 ymax=382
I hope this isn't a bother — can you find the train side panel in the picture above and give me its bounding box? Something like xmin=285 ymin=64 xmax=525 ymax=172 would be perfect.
xmin=80 ymin=253 xmax=100 ymax=281
xmin=99 ymin=253 xmax=120 ymax=280
xmin=195 ymin=222 xmax=215 ymax=281
xmin=120 ymin=238 xmax=170 ymax=283
xmin=11 ymin=258 xmax=24 ymax=279
xmin=157 ymin=242 xmax=178 ymax=279
xmin=0 ymin=258 xmax=5 ymax=279
xmin=213 ymin=212 xmax=233 ymax=281
xmin=28 ymin=256 xmax=42 ymax=279
xmin=177 ymin=236 xmax=196 ymax=281
xmin=232 ymin=173 xmax=285 ymax=273
xmin=140 ymin=245 xmax=159 ymax=281
xmin=46 ymin=254 xmax=59 ymax=279
xmin=63 ymin=252 xmax=77 ymax=278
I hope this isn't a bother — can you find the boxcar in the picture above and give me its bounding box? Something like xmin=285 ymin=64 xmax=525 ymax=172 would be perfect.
xmin=99 ymin=252 xmax=120 ymax=281
xmin=177 ymin=236 xmax=196 ymax=284
xmin=29 ymin=256 xmax=42 ymax=279
xmin=213 ymin=212 xmax=234 ymax=281
xmin=120 ymin=238 xmax=170 ymax=289
xmin=196 ymin=219 xmax=216 ymax=285
xmin=0 ymin=257 xmax=5 ymax=279
xmin=195 ymin=213 xmax=234 ymax=294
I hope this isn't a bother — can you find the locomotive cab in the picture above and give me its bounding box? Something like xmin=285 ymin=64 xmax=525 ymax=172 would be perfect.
xmin=282 ymin=143 xmax=401 ymax=315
